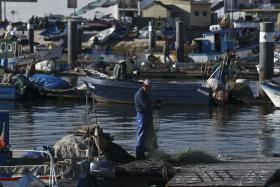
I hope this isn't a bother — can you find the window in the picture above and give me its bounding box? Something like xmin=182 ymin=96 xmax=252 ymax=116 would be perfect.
xmin=194 ymin=11 xmax=199 ymax=16
xmin=203 ymin=11 xmax=207 ymax=16
xmin=0 ymin=43 xmax=6 ymax=52
xmin=7 ymin=44 xmax=12 ymax=52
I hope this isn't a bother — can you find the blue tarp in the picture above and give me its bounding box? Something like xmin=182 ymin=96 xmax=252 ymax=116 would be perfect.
xmin=30 ymin=74 xmax=70 ymax=90
xmin=0 ymin=58 xmax=8 ymax=69
xmin=40 ymin=26 xmax=60 ymax=37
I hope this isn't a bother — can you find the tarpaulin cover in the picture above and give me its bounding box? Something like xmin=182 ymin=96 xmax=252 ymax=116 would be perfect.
xmin=40 ymin=26 xmax=60 ymax=37
xmin=30 ymin=74 xmax=70 ymax=90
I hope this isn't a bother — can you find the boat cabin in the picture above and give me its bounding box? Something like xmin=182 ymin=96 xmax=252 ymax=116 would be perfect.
xmin=192 ymin=26 xmax=258 ymax=54
xmin=0 ymin=38 xmax=30 ymax=60
xmin=0 ymin=40 xmax=17 ymax=59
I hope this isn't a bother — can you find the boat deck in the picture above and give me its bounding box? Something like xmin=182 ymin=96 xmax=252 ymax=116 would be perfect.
xmin=166 ymin=158 xmax=280 ymax=187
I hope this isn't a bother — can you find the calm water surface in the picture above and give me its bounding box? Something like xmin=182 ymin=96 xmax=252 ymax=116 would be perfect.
xmin=4 ymin=99 xmax=280 ymax=159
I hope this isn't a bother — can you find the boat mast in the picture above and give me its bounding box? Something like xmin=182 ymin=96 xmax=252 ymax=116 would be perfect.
xmin=3 ymin=0 xmax=5 ymax=21
xmin=0 ymin=0 xmax=2 ymax=21
xmin=123 ymin=0 xmax=125 ymax=23
xmin=231 ymin=0 xmax=233 ymax=25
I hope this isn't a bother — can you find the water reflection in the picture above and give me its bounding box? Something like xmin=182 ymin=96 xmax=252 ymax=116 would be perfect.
xmin=261 ymin=106 xmax=280 ymax=156
xmin=0 ymin=101 xmax=15 ymax=111
xmin=5 ymin=100 xmax=280 ymax=159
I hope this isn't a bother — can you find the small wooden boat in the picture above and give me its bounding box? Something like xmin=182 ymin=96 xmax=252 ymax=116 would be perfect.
xmin=0 ymin=85 xmax=16 ymax=100
xmin=0 ymin=112 xmax=89 ymax=187
xmin=260 ymin=79 xmax=280 ymax=108
xmin=83 ymin=76 xmax=211 ymax=105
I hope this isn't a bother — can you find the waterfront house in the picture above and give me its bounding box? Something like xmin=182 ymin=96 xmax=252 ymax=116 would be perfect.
xmin=141 ymin=0 xmax=211 ymax=29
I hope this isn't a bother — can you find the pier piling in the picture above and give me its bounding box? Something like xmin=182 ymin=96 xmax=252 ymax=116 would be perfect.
xmin=77 ymin=26 xmax=83 ymax=53
xmin=259 ymin=22 xmax=274 ymax=97
xmin=68 ymin=19 xmax=78 ymax=69
xmin=175 ymin=21 xmax=185 ymax=63
xmin=149 ymin=21 xmax=156 ymax=51
xmin=137 ymin=0 xmax=142 ymax=17
xmin=28 ymin=20 xmax=34 ymax=53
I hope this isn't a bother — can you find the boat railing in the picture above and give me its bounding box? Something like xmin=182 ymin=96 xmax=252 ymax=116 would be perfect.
xmin=11 ymin=149 xmax=58 ymax=187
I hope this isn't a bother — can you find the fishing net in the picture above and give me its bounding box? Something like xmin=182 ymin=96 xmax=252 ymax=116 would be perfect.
xmin=146 ymin=109 xmax=160 ymax=152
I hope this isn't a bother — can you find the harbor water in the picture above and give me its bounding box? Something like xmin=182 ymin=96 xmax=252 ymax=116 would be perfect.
xmin=5 ymin=96 xmax=280 ymax=160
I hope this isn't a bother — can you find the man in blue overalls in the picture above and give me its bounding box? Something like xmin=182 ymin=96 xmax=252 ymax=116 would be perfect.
xmin=134 ymin=79 xmax=153 ymax=159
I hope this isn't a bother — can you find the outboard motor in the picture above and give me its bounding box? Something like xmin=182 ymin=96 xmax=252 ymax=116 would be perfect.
xmin=90 ymin=157 xmax=115 ymax=187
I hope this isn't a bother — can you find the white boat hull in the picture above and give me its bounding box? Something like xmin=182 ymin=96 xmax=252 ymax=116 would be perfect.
xmin=188 ymin=46 xmax=258 ymax=63
xmin=260 ymin=83 xmax=280 ymax=108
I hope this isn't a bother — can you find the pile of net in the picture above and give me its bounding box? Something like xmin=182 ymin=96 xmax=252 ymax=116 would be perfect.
xmin=54 ymin=124 xmax=135 ymax=163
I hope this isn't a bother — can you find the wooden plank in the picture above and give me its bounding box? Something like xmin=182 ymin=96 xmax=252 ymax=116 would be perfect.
xmin=166 ymin=160 xmax=280 ymax=187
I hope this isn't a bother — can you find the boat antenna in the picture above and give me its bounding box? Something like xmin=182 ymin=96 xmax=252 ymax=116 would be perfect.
xmin=84 ymin=81 xmax=98 ymax=125
xmin=84 ymin=81 xmax=99 ymax=160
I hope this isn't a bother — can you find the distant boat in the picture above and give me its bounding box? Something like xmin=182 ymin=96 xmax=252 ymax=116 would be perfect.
xmin=83 ymin=19 xmax=112 ymax=31
xmin=40 ymin=26 xmax=67 ymax=41
xmin=260 ymin=78 xmax=280 ymax=108
xmin=188 ymin=23 xmax=259 ymax=63
xmin=0 ymin=38 xmax=63 ymax=69
xmin=75 ymin=0 xmax=117 ymax=16
xmin=89 ymin=25 xmax=116 ymax=44
xmin=0 ymin=85 xmax=16 ymax=100
xmin=83 ymin=76 xmax=211 ymax=105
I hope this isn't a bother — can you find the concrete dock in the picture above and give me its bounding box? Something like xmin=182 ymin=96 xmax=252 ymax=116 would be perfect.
xmin=166 ymin=158 xmax=280 ymax=187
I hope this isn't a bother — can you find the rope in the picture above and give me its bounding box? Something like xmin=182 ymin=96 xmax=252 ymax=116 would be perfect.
xmin=152 ymin=109 xmax=161 ymax=150
xmin=56 ymin=159 xmax=78 ymax=183
xmin=12 ymin=149 xmax=58 ymax=187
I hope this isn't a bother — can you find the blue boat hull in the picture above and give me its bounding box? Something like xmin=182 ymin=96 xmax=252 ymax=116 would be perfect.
xmin=83 ymin=76 xmax=211 ymax=105
xmin=0 ymin=85 xmax=16 ymax=100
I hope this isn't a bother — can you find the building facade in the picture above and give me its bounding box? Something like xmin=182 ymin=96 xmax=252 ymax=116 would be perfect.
xmin=117 ymin=0 xmax=153 ymax=19
xmin=224 ymin=0 xmax=271 ymax=12
xmin=142 ymin=0 xmax=211 ymax=28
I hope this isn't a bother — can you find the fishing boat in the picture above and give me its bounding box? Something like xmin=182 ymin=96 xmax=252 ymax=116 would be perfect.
xmin=89 ymin=25 xmax=116 ymax=45
xmin=188 ymin=23 xmax=259 ymax=63
xmin=0 ymin=112 xmax=92 ymax=187
xmin=0 ymin=85 xmax=16 ymax=100
xmin=0 ymin=38 xmax=63 ymax=69
xmin=82 ymin=19 xmax=112 ymax=31
xmin=82 ymin=76 xmax=211 ymax=105
xmin=40 ymin=26 xmax=67 ymax=41
xmin=260 ymin=78 xmax=280 ymax=108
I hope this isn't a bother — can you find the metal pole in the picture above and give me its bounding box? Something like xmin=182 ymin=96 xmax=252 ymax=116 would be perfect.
xmin=137 ymin=0 xmax=142 ymax=17
xmin=27 ymin=21 xmax=34 ymax=53
xmin=123 ymin=0 xmax=125 ymax=22
xmin=149 ymin=21 xmax=155 ymax=51
xmin=77 ymin=26 xmax=83 ymax=53
xmin=3 ymin=0 xmax=5 ymax=21
xmin=0 ymin=0 xmax=2 ymax=21
xmin=231 ymin=0 xmax=233 ymax=24
xmin=175 ymin=21 xmax=185 ymax=63
xmin=259 ymin=22 xmax=275 ymax=97
xmin=68 ymin=19 xmax=78 ymax=69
